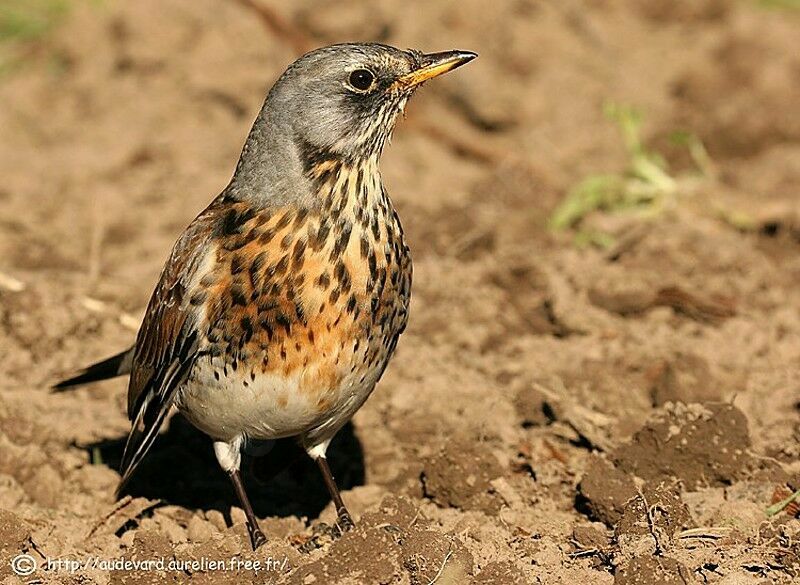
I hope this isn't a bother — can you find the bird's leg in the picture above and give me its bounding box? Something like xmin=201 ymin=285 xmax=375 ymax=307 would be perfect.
xmin=315 ymin=455 xmax=355 ymax=534
xmin=229 ymin=469 xmax=268 ymax=550
xmin=215 ymin=438 xmax=267 ymax=550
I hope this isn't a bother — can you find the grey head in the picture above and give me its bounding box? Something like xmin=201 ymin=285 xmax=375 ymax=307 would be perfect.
xmin=227 ymin=43 xmax=476 ymax=206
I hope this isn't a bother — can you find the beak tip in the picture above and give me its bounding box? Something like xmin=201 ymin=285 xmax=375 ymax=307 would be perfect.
xmin=445 ymin=50 xmax=478 ymax=68
xmin=399 ymin=49 xmax=478 ymax=87
xmin=450 ymin=50 xmax=478 ymax=73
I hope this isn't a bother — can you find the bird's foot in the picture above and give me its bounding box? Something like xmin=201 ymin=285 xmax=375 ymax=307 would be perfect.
xmin=295 ymin=515 xmax=354 ymax=553
xmin=296 ymin=522 xmax=334 ymax=553
xmin=247 ymin=524 xmax=268 ymax=550
xmin=297 ymin=535 xmax=323 ymax=554
xmin=333 ymin=511 xmax=355 ymax=536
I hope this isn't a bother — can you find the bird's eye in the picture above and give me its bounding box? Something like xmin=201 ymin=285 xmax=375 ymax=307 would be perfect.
xmin=348 ymin=69 xmax=375 ymax=91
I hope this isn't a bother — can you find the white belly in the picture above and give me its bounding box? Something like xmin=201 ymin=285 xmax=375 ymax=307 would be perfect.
xmin=174 ymin=355 xmax=383 ymax=444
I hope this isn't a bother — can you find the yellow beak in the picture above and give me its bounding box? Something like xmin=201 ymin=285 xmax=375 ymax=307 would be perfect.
xmin=395 ymin=50 xmax=477 ymax=88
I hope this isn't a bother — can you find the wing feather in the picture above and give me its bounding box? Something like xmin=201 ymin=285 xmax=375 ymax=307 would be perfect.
xmin=117 ymin=203 xmax=219 ymax=493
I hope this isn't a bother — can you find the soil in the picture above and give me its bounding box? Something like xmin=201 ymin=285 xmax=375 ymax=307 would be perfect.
xmin=1 ymin=0 xmax=800 ymax=583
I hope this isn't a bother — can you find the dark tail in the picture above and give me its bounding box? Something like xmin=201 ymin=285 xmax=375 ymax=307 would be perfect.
xmin=52 ymin=347 xmax=135 ymax=391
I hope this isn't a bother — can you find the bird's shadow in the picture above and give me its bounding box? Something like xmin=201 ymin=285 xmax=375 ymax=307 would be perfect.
xmin=84 ymin=414 xmax=365 ymax=522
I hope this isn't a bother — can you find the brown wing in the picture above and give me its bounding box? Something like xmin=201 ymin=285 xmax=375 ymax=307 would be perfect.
xmin=117 ymin=202 xmax=221 ymax=493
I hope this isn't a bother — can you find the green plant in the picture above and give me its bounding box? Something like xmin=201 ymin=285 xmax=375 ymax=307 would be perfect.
xmin=766 ymin=488 xmax=800 ymax=517
xmin=757 ymin=0 xmax=800 ymax=11
xmin=0 ymin=0 xmax=73 ymax=74
xmin=549 ymin=102 xmax=712 ymax=245
xmin=0 ymin=0 xmax=69 ymax=41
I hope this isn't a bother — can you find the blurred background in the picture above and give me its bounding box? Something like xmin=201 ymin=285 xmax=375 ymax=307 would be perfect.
xmin=1 ymin=1 xmax=799 ymax=583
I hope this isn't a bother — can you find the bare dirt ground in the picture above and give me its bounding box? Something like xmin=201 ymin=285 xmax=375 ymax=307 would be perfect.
xmin=1 ymin=0 xmax=800 ymax=583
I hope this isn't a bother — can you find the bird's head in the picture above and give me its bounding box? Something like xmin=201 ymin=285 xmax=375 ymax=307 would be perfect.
xmin=264 ymin=43 xmax=477 ymax=162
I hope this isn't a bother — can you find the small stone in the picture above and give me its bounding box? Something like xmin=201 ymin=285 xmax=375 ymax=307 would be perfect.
xmin=0 ymin=475 xmax=25 ymax=509
xmin=572 ymin=525 xmax=611 ymax=551
xmin=159 ymin=516 xmax=187 ymax=544
xmin=119 ymin=529 xmax=136 ymax=549
xmin=205 ymin=509 xmax=227 ymax=532
xmin=25 ymin=465 xmax=63 ymax=508
xmin=230 ymin=506 xmax=247 ymax=527
xmin=187 ymin=515 xmax=214 ymax=544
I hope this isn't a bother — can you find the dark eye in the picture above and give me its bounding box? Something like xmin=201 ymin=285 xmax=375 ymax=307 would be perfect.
xmin=348 ymin=69 xmax=375 ymax=91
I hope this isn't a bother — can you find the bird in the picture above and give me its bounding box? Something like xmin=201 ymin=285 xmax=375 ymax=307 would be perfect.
xmin=54 ymin=43 xmax=476 ymax=550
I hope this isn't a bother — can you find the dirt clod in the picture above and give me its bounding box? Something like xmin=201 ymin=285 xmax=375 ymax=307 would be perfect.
xmin=473 ymin=560 xmax=528 ymax=585
xmin=615 ymin=555 xmax=692 ymax=585
xmin=615 ymin=482 xmax=693 ymax=557
xmin=613 ymin=403 xmax=753 ymax=489
xmin=577 ymin=456 xmax=638 ymax=526
xmin=572 ymin=525 xmax=612 ymax=552
xmin=513 ymin=384 xmax=550 ymax=428
xmin=0 ymin=509 xmax=30 ymax=553
xmin=420 ymin=438 xmax=503 ymax=513
xmin=647 ymin=355 xmax=724 ymax=407
xmin=402 ymin=531 xmax=473 ymax=585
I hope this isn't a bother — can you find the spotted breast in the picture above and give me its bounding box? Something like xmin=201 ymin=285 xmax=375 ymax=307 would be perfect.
xmin=174 ymin=152 xmax=411 ymax=449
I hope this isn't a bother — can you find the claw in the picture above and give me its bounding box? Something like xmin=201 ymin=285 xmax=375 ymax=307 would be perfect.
xmin=335 ymin=511 xmax=355 ymax=535
xmin=248 ymin=525 xmax=268 ymax=550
